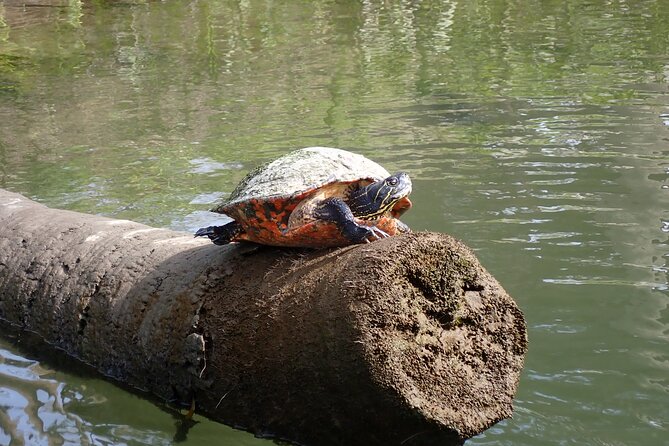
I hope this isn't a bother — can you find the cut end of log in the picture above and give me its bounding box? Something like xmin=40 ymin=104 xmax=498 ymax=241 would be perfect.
xmin=346 ymin=233 xmax=527 ymax=437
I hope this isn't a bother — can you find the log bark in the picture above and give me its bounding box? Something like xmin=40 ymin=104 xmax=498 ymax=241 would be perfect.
xmin=0 ymin=188 xmax=527 ymax=446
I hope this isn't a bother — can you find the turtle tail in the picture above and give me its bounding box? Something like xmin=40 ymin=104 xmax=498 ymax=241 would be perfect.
xmin=195 ymin=221 xmax=243 ymax=245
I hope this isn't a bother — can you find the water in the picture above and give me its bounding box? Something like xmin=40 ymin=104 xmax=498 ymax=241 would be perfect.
xmin=1 ymin=0 xmax=668 ymax=444
xmin=0 ymin=328 xmax=264 ymax=445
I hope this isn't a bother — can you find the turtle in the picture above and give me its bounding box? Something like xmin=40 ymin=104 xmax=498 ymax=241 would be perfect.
xmin=194 ymin=147 xmax=412 ymax=248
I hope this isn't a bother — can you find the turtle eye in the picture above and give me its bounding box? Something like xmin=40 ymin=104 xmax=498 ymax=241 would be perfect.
xmin=387 ymin=177 xmax=398 ymax=186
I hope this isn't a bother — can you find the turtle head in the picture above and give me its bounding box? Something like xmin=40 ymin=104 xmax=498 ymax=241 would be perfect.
xmin=350 ymin=172 xmax=412 ymax=219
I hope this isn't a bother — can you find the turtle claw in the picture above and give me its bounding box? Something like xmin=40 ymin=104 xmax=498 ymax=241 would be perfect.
xmin=343 ymin=221 xmax=388 ymax=244
xmin=369 ymin=226 xmax=389 ymax=240
xmin=360 ymin=225 xmax=389 ymax=243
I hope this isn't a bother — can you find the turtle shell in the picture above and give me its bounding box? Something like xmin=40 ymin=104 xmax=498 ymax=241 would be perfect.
xmin=214 ymin=147 xmax=389 ymax=210
xmin=211 ymin=147 xmax=398 ymax=247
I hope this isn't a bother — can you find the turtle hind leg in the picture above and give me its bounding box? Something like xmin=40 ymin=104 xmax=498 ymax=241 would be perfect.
xmin=314 ymin=197 xmax=388 ymax=244
xmin=194 ymin=221 xmax=244 ymax=245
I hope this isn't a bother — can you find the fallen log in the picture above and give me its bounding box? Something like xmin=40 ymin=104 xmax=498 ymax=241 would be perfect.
xmin=0 ymin=188 xmax=527 ymax=445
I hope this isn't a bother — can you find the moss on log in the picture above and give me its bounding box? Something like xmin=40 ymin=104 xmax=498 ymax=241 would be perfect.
xmin=0 ymin=188 xmax=527 ymax=446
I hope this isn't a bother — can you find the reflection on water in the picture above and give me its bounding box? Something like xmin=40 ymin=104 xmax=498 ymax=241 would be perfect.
xmin=0 ymin=329 xmax=268 ymax=446
xmin=0 ymin=336 xmax=159 ymax=445
xmin=1 ymin=0 xmax=669 ymax=445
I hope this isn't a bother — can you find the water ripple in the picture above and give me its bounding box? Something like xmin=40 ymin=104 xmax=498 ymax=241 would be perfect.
xmin=188 ymin=158 xmax=244 ymax=174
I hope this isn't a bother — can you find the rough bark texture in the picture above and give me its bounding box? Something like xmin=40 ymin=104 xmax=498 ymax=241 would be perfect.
xmin=0 ymin=188 xmax=527 ymax=446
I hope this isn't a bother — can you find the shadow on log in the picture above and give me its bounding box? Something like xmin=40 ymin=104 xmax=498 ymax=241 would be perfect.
xmin=0 ymin=188 xmax=527 ymax=446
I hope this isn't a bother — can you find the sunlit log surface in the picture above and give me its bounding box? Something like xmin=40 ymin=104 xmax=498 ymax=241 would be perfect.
xmin=0 ymin=188 xmax=527 ymax=446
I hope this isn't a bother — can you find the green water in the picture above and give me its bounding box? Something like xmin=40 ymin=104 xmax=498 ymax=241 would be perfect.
xmin=1 ymin=0 xmax=668 ymax=444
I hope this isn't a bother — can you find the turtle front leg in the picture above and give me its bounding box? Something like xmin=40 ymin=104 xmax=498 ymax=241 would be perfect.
xmin=195 ymin=221 xmax=244 ymax=245
xmin=314 ymin=197 xmax=389 ymax=244
xmin=395 ymin=220 xmax=411 ymax=234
